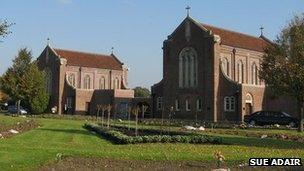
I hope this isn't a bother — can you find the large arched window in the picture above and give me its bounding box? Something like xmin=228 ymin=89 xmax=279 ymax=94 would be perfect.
xmin=45 ymin=69 xmax=52 ymax=94
xmin=68 ymin=73 xmax=76 ymax=87
xmin=237 ymin=60 xmax=244 ymax=83
xmin=179 ymin=47 xmax=198 ymax=88
xmin=251 ymin=63 xmax=258 ymax=85
xmin=114 ymin=77 xmax=120 ymax=89
xmin=99 ymin=76 xmax=106 ymax=89
xmin=83 ymin=75 xmax=91 ymax=89
xmin=221 ymin=57 xmax=230 ymax=77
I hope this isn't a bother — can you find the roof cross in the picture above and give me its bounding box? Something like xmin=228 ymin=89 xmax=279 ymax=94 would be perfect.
xmin=260 ymin=26 xmax=264 ymax=36
xmin=47 ymin=38 xmax=50 ymax=46
xmin=111 ymin=47 xmax=114 ymax=54
xmin=186 ymin=5 xmax=191 ymax=17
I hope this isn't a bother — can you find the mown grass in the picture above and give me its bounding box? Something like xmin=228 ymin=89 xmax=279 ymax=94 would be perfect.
xmin=0 ymin=114 xmax=27 ymax=126
xmin=0 ymin=116 xmax=303 ymax=170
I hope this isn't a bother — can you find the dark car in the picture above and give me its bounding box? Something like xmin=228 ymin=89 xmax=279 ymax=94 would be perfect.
xmin=244 ymin=111 xmax=298 ymax=127
xmin=7 ymin=105 xmax=28 ymax=114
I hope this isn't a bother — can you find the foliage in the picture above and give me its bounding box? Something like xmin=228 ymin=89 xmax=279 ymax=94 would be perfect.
xmin=84 ymin=123 xmax=223 ymax=144
xmin=260 ymin=14 xmax=304 ymax=131
xmin=0 ymin=90 xmax=8 ymax=102
xmin=0 ymin=19 xmax=13 ymax=38
xmin=0 ymin=48 xmax=49 ymax=114
xmin=133 ymin=86 xmax=151 ymax=98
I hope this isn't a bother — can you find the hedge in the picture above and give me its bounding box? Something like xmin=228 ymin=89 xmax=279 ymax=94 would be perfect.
xmin=84 ymin=123 xmax=223 ymax=144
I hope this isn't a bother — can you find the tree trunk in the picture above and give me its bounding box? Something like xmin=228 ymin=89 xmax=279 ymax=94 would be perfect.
xmin=297 ymin=100 xmax=303 ymax=132
xmin=101 ymin=110 xmax=104 ymax=127
xmin=17 ymin=100 xmax=21 ymax=116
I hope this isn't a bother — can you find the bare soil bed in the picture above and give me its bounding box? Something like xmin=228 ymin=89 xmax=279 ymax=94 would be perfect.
xmin=38 ymin=157 xmax=303 ymax=171
xmin=0 ymin=119 xmax=39 ymax=138
xmin=39 ymin=157 xmax=217 ymax=171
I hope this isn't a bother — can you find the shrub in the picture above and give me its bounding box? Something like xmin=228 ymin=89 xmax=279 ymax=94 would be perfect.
xmin=84 ymin=123 xmax=223 ymax=145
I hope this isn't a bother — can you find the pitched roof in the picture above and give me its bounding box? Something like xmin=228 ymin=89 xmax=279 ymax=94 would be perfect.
xmin=53 ymin=48 xmax=123 ymax=70
xmin=200 ymin=23 xmax=270 ymax=52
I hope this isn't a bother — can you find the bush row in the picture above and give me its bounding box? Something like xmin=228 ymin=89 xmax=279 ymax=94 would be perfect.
xmin=84 ymin=123 xmax=223 ymax=144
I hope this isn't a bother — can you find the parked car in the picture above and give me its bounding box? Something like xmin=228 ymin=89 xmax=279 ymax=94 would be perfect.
xmin=244 ymin=111 xmax=298 ymax=127
xmin=7 ymin=105 xmax=28 ymax=114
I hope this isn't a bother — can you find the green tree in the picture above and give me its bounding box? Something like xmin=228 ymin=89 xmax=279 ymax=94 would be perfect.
xmin=0 ymin=19 xmax=13 ymax=39
xmin=260 ymin=14 xmax=304 ymax=132
xmin=133 ymin=86 xmax=151 ymax=98
xmin=0 ymin=48 xmax=49 ymax=114
xmin=22 ymin=62 xmax=49 ymax=114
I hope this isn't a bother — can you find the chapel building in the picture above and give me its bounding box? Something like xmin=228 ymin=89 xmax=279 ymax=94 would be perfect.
xmin=37 ymin=45 xmax=134 ymax=115
xmin=151 ymin=16 xmax=297 ymax=122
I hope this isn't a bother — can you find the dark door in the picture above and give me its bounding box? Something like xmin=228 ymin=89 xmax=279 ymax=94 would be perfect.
xmin=245 ymin=103 xmax=252 ymax=115
xmin=85 ymin=102 xmax=90 ymax=115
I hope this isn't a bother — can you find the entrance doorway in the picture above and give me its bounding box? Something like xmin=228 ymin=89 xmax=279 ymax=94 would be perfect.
xmin=245 ymin=93 xmax=253 ymax=115
xmin=245 ymin=103 xmax=252 ymax=115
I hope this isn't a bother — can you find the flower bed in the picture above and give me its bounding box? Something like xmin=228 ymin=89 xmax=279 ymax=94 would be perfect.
xmin=0 ymin=119 xmax=39 ymax=139
xmin=84 ymin=123 xmax=223 ymax=144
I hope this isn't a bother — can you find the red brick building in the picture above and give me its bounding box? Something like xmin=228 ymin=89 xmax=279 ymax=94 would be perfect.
xmin=152 ymin=16 xmax=297 ymax=122
xmin=37 ymin=45 xmax=134 ymax=115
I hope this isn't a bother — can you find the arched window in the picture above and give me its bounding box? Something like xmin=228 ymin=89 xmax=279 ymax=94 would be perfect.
xmin=68 ymin=73 xmax=76 ymax=87
xmin=175 ymin=99 xmax=180 ymax=111
xmin=114 ymin=77 xmax=120 ymax=89
xmin=245 ymin=93 xmax=253 ymax=104
xmin=251 ymin=63 xmax=258 ymax=85
xmin=185 ymin=99 xmax=191 ymax=111
xmin=179 ymin=47 xmax=198 ymax=88
xmin=237 ymin=60 xmax=244 ymax=83
xmin=99 ymin=76 xmax=106 ymax=89
xmin=83 ymin=75 xmax=91 ymax=89
xmin=221 ymin=57 xmax=230 ymax=77
xmin=45 ymin=69 xmax=52 ymax=94
xmin=196 ymin=98 xmax=202 ymax=111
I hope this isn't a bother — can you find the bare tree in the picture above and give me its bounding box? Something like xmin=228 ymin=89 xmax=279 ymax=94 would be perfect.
xmin=107 ymin=104 xmax=112 ymax=128
xmin=132 ymin=106 xmax=140 ymax=136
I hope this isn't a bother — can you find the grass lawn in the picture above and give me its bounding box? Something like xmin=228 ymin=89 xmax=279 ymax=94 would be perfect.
xmin=0 ymin=115 xmax=303 ymax=170
xmin=0 ymin=114 xmax=27 ymax=126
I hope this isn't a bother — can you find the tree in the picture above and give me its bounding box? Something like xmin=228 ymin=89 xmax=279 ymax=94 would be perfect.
xmin=21 ymin=62 xmax=49 ymax=114
xmin=260 ymin=14 xmax=304 ymax=132
xmin=133 ymin=86 xmax=151 ymax=98
xmin=0 ymin=48 xmax=49 ymax=114
xmin=0 ymin=90 xmax=8 ymax=102
xmin=0 ymin=19 xmax=13 ymax=39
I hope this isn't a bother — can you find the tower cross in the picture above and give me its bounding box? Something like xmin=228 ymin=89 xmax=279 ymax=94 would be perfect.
xmin=186 ymin=6 xmax=191 ymax=17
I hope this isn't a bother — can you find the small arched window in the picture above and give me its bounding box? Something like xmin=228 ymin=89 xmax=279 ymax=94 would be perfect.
xmin=196 ymin=98 xmax=202 ymax=111
xmin=68 ymin=73 xmax=76 ymax=87
xmin=45 ymin=69 xmax=52 ymax=94
xmin=99 ymin=76 xmax=106 ymax=89
xmin=114 ymin=77 xmax=120 ymax=89
xmin=237 ymin=60 xmax=244 ymax=83
xmin=84 ymin=75 xmax=91 ymax=89
xmin=221 ymin=57 xmax=230 ymax=77
xmin=175 ymin=99 xmax=180 ymax=111
xmin=251 ymin=63 xmax=258 ymax=85
xmin=185 ymin=99 xmax=191 ymax=111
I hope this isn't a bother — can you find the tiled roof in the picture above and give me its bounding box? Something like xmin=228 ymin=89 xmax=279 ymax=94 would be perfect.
xmin=201 ymin=23 xmax=270 ymax=52
xmin=53 ymin=48 xmax=123 ymax=70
